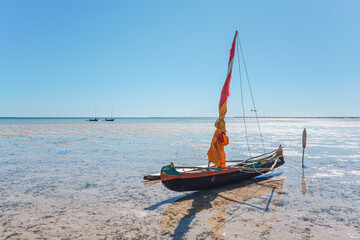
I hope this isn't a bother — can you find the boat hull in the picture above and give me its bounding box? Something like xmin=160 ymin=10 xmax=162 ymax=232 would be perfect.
xmin=161 ymin=156 xmax=284 ymax=192
xmin=88 ymin=118 xmax=99 ymax=121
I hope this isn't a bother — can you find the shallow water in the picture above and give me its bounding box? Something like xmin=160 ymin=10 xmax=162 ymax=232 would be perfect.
xmin=0 ymin=118 xmax=359 ymax=239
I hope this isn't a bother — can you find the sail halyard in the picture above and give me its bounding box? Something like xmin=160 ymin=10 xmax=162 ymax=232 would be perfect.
xmin=207 ymin=31 xmax=238 ymax=168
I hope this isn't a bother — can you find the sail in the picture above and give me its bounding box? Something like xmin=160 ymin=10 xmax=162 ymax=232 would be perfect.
xmin=207 ymin=31 xmax=238 ymax=168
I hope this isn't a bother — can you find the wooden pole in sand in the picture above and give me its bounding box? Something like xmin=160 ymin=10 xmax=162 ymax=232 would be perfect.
xmin=302 ymin=128 xmax=307 ymax=166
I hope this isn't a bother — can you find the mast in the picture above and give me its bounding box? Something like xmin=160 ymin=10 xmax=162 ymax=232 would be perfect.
xmin=207 ymin=30 xmax=238 ymax=168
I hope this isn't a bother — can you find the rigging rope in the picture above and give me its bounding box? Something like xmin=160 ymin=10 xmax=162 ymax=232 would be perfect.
xmin=236 ymin=37 xmax=251 ymax=157
xmin=237 ymin=35 xmax=266 ymax=153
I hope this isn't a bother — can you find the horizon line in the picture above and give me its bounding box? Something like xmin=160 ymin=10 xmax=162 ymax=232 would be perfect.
xmin=0 ymin=116 xmax=359 ymax=119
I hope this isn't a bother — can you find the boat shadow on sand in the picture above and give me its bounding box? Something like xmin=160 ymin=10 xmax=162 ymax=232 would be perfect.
xmin=151 ymin=174 xmax=285 ymax=239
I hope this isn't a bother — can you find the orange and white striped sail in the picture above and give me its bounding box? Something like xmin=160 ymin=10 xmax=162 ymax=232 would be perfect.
xmin=207 ymin=31 xmax=238 ymax=168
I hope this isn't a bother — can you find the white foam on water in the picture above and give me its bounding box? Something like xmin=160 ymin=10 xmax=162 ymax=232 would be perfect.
xmin=350 ymin=170 xmax=360 ymax=175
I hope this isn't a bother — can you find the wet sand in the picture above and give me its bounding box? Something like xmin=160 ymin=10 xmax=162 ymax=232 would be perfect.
xmin=0 ymin=118 xmax=359 ymax=239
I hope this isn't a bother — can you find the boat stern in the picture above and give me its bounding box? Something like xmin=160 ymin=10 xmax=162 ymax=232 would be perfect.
xmin=276 ymin=145 xmax=285 ymax=164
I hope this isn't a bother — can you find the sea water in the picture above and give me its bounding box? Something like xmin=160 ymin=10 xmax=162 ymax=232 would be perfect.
xmin=0 ymin=118 xmax=359 ymax=239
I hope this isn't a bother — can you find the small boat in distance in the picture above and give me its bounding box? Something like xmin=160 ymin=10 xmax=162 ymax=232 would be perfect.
xmin=104 ymin=118 xmax=114 ymax=121
xmin=87 ymin=109 xmax=99 ymax=122
xmin=105 ymin=109 xmax=115 ymax=121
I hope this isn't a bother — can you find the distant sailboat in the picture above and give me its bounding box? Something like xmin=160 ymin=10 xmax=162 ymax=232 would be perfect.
xmin=105 ymin=109 xmax=115 ymax=121
xmin=88 ymin=109 xmax=99 ymax=122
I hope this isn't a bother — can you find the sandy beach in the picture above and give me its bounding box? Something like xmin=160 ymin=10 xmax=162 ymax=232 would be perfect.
xmin=0 ymin=118 xmax=359 ymax=239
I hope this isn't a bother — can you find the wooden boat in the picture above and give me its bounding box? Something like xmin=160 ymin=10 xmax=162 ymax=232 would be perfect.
xmin=105 ymin=109 xmax=115 ymax=121
xmin=158 ymin=30 xmax=285 ymax=192
xmin=161 ymin=147 xmax=284 ymax=192
xmin=87 ymin=109 xmax=99 ymax=121
xmin=88 ymin=118 xmax=99 ymax=122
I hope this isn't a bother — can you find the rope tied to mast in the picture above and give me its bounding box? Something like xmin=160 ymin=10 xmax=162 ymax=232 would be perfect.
xmin=236 ymin=35 xmax=251 ymax=157
xmin=236 ymin=34 xmax=266 ymax=154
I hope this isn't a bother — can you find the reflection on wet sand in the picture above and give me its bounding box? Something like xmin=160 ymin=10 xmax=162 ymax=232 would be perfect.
xmin=302 ymin=167 xmax=306 ymax=196
xmin=161 ymin=176 xmax=285 ymax=239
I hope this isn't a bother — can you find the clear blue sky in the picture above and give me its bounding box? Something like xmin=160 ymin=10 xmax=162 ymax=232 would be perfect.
xmin=1 ymin=0 xmax=359 ymax=117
